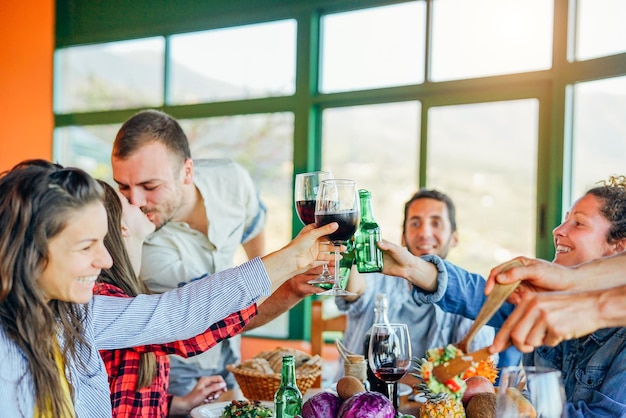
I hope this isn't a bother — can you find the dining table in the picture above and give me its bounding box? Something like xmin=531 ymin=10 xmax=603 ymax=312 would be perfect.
xmin=214 ymin=381 xmax=423 ymax=416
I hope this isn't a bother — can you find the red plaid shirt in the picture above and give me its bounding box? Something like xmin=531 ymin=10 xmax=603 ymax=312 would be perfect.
xmin=94 ymin=282 xmax=257 ymax=418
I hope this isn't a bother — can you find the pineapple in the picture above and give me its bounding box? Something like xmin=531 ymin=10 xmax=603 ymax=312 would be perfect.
xmin=418 ymin=392 xmax=466 ymax=418
xmin=413 ymin=356 xmax=466 ymax=418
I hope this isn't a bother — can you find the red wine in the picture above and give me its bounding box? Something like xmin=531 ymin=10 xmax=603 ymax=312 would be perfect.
xmin=296 ymin=200 xmax=316 ymax=225
xmin=315 ymin=211 xmax=359 ymax=242
xmin=373 ymin=367 xmax=406 ymax=382
xmin=363 ymin=334 xmax=389 ymax=395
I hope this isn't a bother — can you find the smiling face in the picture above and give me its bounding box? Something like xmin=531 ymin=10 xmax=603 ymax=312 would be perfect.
xmin=402 ymin=198 xmax=458 ymax=258
xmin=112 ymin=140 xmax=191 ymax=230
xmin=39 ymin=202 xmax=113 ymax=303
xmin=552 ymin=193 xmax=621 ymax=266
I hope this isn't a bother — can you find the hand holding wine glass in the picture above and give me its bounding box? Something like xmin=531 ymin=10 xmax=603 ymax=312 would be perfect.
xmin=368 ymin=323 xmax=411 ymax=415
xmin=294 ymin=171 xmax=334 ymax=284
xmin=314 ymin=179 xmax=360 ymax=296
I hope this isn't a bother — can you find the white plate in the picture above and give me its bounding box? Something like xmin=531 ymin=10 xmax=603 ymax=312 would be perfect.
xmin=329 ymin=382 xmax=413 ymax=397
xmin=190 ymin=401 xmax=273 ymax=418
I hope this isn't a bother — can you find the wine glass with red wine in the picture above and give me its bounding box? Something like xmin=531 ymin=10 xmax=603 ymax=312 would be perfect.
xmin=368 ymin=323 xmax=411 ymax=414
xmin=294 ymin=171 xmax=334 ymax=284
xmin=314 ymin=179 xmax=360 ymax=296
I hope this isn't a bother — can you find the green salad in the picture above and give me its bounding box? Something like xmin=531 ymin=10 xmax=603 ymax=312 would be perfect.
xmin=221 ymin=400 xmax=273 ymax=418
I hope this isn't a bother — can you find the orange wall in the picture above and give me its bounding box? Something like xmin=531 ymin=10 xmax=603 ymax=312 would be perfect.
xmin=0 ymin=0 xmax=54 ymax=172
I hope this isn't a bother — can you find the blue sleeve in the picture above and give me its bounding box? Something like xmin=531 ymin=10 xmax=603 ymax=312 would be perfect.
xmin=411 ymin=255 xmax=515 ymax=328
xmin=411 ymin=256 xmax=529 ymax=369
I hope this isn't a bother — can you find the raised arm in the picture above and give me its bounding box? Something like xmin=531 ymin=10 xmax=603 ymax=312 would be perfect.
xmin=377 ymin=240 xmax=439 ymax=292
xmin=492 ymin=285 xmax=626 ymax=353
xmin=486 ymin=252 xmax=626 ymax=299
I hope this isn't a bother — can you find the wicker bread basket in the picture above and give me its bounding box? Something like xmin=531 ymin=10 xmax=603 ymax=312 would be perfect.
xmin=227 ymin=347 xmax=323 ymax=401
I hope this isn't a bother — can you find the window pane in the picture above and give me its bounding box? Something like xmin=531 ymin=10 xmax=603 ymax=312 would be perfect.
xmin=179 ymin=113 xmax=294 ymax=339
xmin=322 ymin=102 xmax=420 ymax=246
xmin=170 ymin=20 xmax=296 ymax=104
xmin=431 ymin=0 xmax=552 ymax=81
xmin=178 ymin=113 xmax=293 ymax=257
xmin=576 ymin=0 xmax=626 ymax=60
xmin=53 ymin=125 xmax=118 ymax=180
xmin=428 ymin=100 xmax=538 ymax=275
xmin=571 ymin=77 xmax=626 ymax=201
xmin=54 ymin=38 xmax=164 ymax=113
xmin=320 ymin=2 xmax=425 ymax=93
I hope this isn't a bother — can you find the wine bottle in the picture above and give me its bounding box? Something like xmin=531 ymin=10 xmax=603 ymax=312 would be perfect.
xmin=274 ymin=355 xmax=302 ymax=418
xmin=354 ymin=189 xmax=383 ymax=273
xmin=363 ymin=293 xmax=390 ymax=395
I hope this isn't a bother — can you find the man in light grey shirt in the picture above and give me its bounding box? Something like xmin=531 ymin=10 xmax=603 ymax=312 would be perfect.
xmin=111 ymin=110 xmax=323 ymax=395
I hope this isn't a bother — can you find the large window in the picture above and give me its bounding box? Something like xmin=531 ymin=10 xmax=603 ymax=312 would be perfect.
xmin=575 ymin=0 xmax=626 ymax=61
xmin=570 ymin=76 xmax=626 ymax=202
xmin=170 ymin=21 xmax=296 ymax=104
xmin=54 ymin=38 xmax=164 ymax=113
xmin=428 ymin=100 xmax=538 ymax=274
xmin=322 ymin=103 xmax=420 ymax=245
xmin=431 ymin=0 xmax=553 ymax=81
xmin=54 ymin=0 xmax=626 ymax=339
xmin=320 ymin=2 xmax=426 ymax=92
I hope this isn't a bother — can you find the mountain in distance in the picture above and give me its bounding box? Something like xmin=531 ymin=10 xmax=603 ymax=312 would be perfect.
xmin=57 ymin=47 xmax=249 ymax=112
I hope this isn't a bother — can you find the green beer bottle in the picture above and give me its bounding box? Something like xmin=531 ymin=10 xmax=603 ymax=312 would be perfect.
xmin=354 ymin=189 xmax=383 ymax=273
xmin=274 ymin=355 xmax=302 ymax=418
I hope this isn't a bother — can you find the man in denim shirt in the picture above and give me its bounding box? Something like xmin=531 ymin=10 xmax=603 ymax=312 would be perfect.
xmin=380 ymin=180 xmax=626 ymax=416
xmin=338 ymin=189 xmax=511 ymax=372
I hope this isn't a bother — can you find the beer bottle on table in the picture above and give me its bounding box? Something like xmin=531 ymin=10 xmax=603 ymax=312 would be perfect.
xmin=274 ymin=355 xmax=302 ymax=418
xmin=355 ymin=189 xmax=383 ymax=273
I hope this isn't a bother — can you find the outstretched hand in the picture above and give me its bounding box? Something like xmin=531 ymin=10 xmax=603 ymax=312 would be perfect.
xmin=377 ymin=239 xmax=438 ymax=292
xmin=485 ymin=257 xmax=574 ymax=304
xmin=263 ymin=222 xmax=343 ymax=283
xmin=491 ymin=289 xmax=602 ymax=353
xmin=378 ymin=239 xmax=417 ymax=277
xmin=288 ymin=223 xmax=343 ymax=272
xmin=287 ymin=264 xmax=334 ymax=298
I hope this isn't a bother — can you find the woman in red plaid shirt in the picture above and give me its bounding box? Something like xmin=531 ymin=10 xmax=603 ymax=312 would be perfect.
xmin=95 ymin=181 xmax=254 ymax=417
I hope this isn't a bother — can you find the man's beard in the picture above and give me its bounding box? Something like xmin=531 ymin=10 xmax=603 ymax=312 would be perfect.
xmin=143 ymin=207 xmax=175 ymax=231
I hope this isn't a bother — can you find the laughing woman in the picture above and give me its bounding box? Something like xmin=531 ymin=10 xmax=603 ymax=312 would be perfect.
xmin=0 ymin=160 xmax=336 ymax=417
xmin=381 ymin=177 xmax=626 ymax=416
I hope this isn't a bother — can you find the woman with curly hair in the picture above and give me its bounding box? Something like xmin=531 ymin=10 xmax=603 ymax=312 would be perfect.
xmin=382 ymin=177 xmax=626 ymax=416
